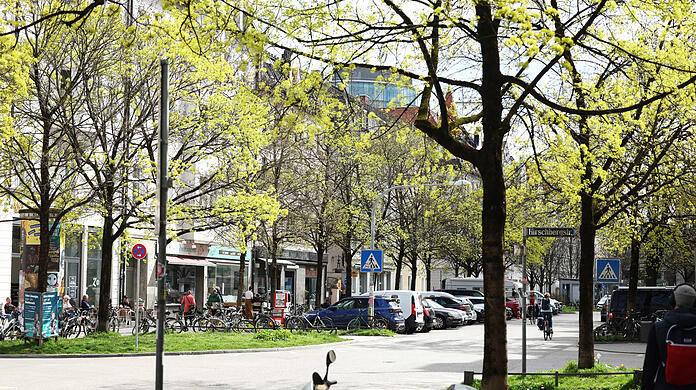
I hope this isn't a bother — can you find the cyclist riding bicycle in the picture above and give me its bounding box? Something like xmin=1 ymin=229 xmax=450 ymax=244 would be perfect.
xmin=538 ymin=293 xmax=553 ymax=333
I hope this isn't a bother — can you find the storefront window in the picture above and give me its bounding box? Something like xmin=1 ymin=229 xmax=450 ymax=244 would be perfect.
xmin=165 ymin=264 xmax=197 ymax=304
xmin=208 ymin=263 xmax=240 ymax=296
xmin=64 ymin=229 xmax=82 ymax=300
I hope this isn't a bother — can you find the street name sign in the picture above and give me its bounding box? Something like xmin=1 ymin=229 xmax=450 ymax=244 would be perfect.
xmin=525 ymin=227 xmax=575 ymax=237
xmin=361 ymin=250 xmax=383 ymax=273
xmin=596 ymin=258 xmax=620 ymax=283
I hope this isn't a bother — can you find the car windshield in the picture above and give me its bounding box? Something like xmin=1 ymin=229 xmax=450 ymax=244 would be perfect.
xmin=424 ymin=299 xmax=444 ymax=309
xmin=468 ymin=298 xmax=484 ymax=305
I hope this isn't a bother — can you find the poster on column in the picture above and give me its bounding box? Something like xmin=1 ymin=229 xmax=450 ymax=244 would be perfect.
xmin=42 ymin=292 xmax=59 ymax=338
xmin=24 ymin=291 xmax=41 ymax=338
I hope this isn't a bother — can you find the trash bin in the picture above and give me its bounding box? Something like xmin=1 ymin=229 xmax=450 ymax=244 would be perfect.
xmin=640 ymin=321 xmax=653 ymax=342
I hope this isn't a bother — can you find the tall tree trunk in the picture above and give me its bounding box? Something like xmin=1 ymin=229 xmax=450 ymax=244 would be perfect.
xmin=645 ymin=256 xmax=660 ymax=286
xmin=344 ymin=248 xmax=352 ymax=298
xmin=578 ymin=192 xmax=596 ymax=368
xmin=627 ymin=237 xmax=640 ymax=312
xmin=315 ymin=242 xmax=324 ymax=307
xmin=394 ymin=242 xmax=404 ymax=289
xmin=237 ymin=249 xmax=247 ymax=307
xmin=97 ymin=215 xmax=114 ymax=332
xmin=479 ymin=159 xmax=508 ymax=389
xmin=410 ymin=253 xmax=417 ymax=291
xmin=425 ymin=254 xmax=432 ymax=291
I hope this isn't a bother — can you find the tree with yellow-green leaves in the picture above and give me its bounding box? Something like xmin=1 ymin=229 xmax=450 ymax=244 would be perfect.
xmin=527 ymin=42 xmax=696 ymax=365
xmin=221 ymin=1 xmax=696 ymax=382
xmin=0 ymin=0 xmax=100 ymax=297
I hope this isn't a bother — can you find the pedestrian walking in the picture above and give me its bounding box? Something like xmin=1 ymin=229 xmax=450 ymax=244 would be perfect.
xmin=243 ymin=287 xmax=254 ymax=319
xmin=642 ymin=283 xmax=696 ymax=389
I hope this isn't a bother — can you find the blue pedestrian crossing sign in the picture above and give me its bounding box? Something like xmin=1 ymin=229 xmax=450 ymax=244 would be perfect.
xmin=596 ymin=259 xmax=620 ymax=283
xmin=361 ymin=250 xmax=383 ymax=273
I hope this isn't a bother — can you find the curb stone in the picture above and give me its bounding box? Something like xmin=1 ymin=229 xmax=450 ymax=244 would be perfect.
xmin=0 ymin=338 xmax=353 ymax=359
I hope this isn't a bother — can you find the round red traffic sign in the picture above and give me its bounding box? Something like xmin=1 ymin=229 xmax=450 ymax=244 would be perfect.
xmin=132 ymin=244 xmax=147 ymax=259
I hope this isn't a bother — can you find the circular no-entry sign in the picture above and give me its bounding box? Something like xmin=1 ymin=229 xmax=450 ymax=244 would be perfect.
xmin=132 ymin=244 xmax=147 ymax=260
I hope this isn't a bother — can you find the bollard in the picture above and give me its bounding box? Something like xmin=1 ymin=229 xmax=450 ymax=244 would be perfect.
xmin=463 ymin=371 xmax=474 ymax=385
xmin=555 ymin=371 xmax=559 ymax=386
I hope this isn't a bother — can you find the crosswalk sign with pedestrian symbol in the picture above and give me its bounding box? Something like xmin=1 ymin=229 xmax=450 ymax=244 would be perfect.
xmin=596 ymin=258 xmax=620 ymax=283
xmin=361 ymin=250 xmax=383 ymax=273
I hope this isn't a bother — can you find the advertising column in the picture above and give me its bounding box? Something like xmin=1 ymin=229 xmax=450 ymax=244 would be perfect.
xmin=19 ymin=209 xmax=62 ymax=311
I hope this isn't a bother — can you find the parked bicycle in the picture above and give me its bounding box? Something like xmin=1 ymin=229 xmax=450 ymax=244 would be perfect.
xmin=285 ymin=312 xmax=336 ymax=333
xmin=0 ymin=311 xmax=22 ymax=341
xmin=346 ymin=309 xmax=389 ymax=331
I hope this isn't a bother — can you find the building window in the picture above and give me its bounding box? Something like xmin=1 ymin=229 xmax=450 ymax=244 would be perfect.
xmin=86 ymin=228 xmax=102 ymax=306
xmin=11 ymin=223 xmax=20 ymax=255
xmin=208 ymin=264 xmax=240 ymax=296
xmin=64 ymin=228 xmax=82 ymax=300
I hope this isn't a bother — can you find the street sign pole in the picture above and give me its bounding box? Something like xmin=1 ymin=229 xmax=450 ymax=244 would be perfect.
xmin=135 ymin=253 xmax=140 ymax=349
xmin=155 ymin=59 xmax=169 ymax=390
xmin=521 ymin=233 xmax=527 ymax=375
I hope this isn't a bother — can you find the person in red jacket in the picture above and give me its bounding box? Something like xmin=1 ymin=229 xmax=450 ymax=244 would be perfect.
xmin=180 ymin=290 xmax=196 ymax=326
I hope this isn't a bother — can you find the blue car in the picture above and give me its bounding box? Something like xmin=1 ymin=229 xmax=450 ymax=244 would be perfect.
xmin=309 ymin=297 xmax=405 ymax=332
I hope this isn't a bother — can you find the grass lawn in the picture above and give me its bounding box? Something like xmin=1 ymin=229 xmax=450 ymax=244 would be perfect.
xmin=0 ymin=330 xmax=343 ymax=355
xmin=471 ymin=362 xmax=639 ymax=390
xmin=562 ymin=306 xmax=578 ymax=313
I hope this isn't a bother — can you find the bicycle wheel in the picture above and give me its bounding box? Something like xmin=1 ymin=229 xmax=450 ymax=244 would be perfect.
xmin=347 ymin=317 xmax=362 ymax=331
xmin=236 ymin=319 xmax=255 ymax=333
xmin=165 ymin=318 xmax=184 ymax=334
xmin=254 ymin=315 xmax=277 ymax=331
xmin=192 ymin=317 xmax=209 ymax=333
xmin=207 ymin=317 xmax=227 ymax=332
xmin=319 ymin=317 xmax=336 ymax=334
xmin=109 ymin=317 xmax=120 ymax=333
xmin=543 ymin=325 xmax=549 ymax=341
xmin=285 ymin=317 xmax=304 ymax=332
xmin=372 ymin=317 xmax=388 ymax=330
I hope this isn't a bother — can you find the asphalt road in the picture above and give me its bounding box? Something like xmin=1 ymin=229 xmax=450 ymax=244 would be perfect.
xmin=0 ymin=312 xmax=645 ymax=390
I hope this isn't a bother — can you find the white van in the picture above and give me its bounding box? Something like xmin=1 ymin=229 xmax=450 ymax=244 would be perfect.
xmin=365 ymin=290 xmax=425 ymax=333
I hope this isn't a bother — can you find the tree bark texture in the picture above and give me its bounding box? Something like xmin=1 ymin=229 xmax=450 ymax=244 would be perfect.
xmin=316 ymin=242 xmax=324 ymax=307
xmin=97 ymin=217 xmax=114 ymax=332
xmin=627 ymin=237 xmax=640 ymax=312
xmin=237 ymin=250 xmax=247 ymax=306
xmin=578 ymin=192 xmax=596 ymax=368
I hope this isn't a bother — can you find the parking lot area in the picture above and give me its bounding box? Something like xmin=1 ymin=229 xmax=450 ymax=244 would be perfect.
xmin=0 ymin=312 xmax=645 ymax=390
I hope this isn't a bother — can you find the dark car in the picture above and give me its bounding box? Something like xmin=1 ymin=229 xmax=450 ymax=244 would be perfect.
xmin=608 ymin=287 xmax=673 ymax=327
xmin=423 ymin=298 xmax=465 ymax=329
xmin=420 ymin=301 xmax=436 ymax=332
xmin=309 ymin=297 xmax=405 ymax=332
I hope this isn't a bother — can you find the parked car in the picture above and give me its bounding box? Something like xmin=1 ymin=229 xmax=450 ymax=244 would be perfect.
xmin=420 ymin=300 xmax=436 ymax=333
xmin=422 ymin=298 xmax=465 ymax=329
xmin=309 ymin=297 xmax=405 ymax=332
xmin=368 ymin=290 xmax=425 ymax=334
xmin=600 ymin=297 xmax=610 ymax=322
xmin=465 ymin=296 xmax=486 ymax=322
xmin=421 ymin=291 xmax=478 ymax=324
xmin=506 ymin=297 xmax=521 ymax=318
xmin=596 ymin=295 xmax=610 ymax=310
xmin=608 ymin=287 xmax=673 ymax=328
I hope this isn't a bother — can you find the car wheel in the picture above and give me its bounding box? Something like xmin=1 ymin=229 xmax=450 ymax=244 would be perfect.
xmin=434 ymin=316 xmax=446 ymax=330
